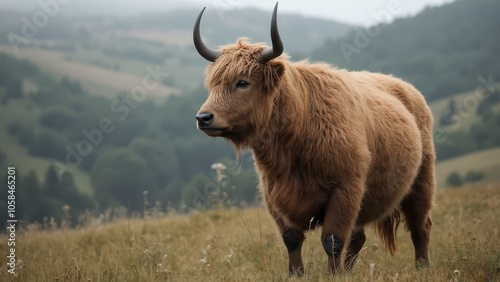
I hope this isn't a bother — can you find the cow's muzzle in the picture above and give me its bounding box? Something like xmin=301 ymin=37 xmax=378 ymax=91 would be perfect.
xmin=196 ymin=112 xmax=214 ymax=126
xmin=196 ymin=112 xmax=226 ymax=136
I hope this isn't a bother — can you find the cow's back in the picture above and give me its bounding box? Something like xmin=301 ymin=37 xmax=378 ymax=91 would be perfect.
xmin=355 ymin=72 xmax=434 ymax=147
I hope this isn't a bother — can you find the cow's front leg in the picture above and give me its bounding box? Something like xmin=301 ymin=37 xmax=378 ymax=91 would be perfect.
xmin=267 ymin=205 xmax=305 ymax=275
xmin=282 ymin=228 xmax=305 ymax=275
xmin=321 ymin=182 xmax=364 ymax=274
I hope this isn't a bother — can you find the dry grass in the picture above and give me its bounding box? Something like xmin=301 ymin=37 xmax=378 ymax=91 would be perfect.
xmin=1 ymin=185 xmax=499 ymax=281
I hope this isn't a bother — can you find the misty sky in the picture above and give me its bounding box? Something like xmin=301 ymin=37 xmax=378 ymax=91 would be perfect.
xmin=0 ymin=0 xmax=455 ymax=25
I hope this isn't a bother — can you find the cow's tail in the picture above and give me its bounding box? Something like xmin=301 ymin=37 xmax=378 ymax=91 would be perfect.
xmin=375 ymin=208 xmax=404 ymax=255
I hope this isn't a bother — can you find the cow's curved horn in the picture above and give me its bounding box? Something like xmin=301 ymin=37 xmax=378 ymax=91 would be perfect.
xmin=259 ymin=2 xmax=284 ymax=64
xmin=193 ymin=7 xmax=220 ymax=62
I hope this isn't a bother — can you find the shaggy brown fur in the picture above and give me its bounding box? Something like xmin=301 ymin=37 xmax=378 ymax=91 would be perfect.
xmin=196 ymin=38 xmax=435 ymax=275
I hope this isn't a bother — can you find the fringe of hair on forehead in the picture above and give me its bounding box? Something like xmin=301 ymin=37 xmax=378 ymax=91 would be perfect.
xmin=205 ymin=38 xmax=286 ymax=90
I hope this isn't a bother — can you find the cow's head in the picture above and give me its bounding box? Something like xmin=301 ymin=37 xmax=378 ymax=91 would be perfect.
xmin=194 ymin=3 xmax=286 ymax=146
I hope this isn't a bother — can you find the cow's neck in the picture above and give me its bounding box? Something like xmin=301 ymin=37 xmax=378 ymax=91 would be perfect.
xmin=251 ymin=65 xmax=310 ymax=174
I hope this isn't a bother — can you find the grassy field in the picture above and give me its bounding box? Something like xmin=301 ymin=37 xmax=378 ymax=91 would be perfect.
xmin=0 ymin=185 xmax=498 ymax=281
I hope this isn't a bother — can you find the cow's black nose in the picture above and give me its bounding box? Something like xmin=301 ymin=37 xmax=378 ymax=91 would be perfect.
xmin=196 ymin=112 xmax=214 ymax=126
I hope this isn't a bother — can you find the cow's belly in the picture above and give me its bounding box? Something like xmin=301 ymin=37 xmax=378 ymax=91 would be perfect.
xmin=262 ymin=174 xmax=330 ymax=230
xmin=356 ymin=185 xmax=409 ymax=226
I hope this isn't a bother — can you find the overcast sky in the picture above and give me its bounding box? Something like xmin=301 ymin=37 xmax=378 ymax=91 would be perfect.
xmin=0 ymin=0 xmax=455 ymax=25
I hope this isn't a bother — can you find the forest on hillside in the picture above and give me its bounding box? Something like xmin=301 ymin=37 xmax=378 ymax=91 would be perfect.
xmin=311 ymin=0 xmax=500 ymax=102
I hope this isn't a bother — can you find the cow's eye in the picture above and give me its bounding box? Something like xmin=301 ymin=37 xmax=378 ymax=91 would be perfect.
xmin=236 ymin=80 xmax=250 ymax=89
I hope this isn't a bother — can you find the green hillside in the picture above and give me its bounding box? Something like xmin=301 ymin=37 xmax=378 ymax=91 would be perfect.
xmin=429 ymin=87 xmax=500 ymax=132
xmin=0 ymin=100 xmax=93 ymax=196
xmin=311 ymin=0 xmax=500 ymax=102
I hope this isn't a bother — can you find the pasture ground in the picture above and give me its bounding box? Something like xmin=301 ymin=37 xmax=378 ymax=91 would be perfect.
xmin=0 ymin=185 xmax=499 ymax=281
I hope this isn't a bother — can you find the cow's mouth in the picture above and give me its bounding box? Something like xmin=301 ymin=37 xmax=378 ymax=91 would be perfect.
xmin=198 ymin=127 xmax=228 ymax=137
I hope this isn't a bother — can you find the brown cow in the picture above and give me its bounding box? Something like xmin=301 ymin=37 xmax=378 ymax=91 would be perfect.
xmin=193 ymin=3 xmax=435 ymax=275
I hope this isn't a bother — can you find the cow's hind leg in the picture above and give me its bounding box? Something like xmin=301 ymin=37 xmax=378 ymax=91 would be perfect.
xmin=345 ymin=228 xmax=366 ymax=271
xmin=401 ymin=152 xmax=435 ymax=267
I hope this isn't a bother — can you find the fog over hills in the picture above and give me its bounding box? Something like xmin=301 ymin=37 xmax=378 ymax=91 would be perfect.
xmin=0 ymin=0 xmax=454 ymax=25
xmin=0 ymin=2 xmax=354 ymax=54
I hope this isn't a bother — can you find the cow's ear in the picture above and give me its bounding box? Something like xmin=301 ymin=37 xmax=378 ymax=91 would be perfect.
xmin=262 ymin=60 xmax=285 ymax=93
